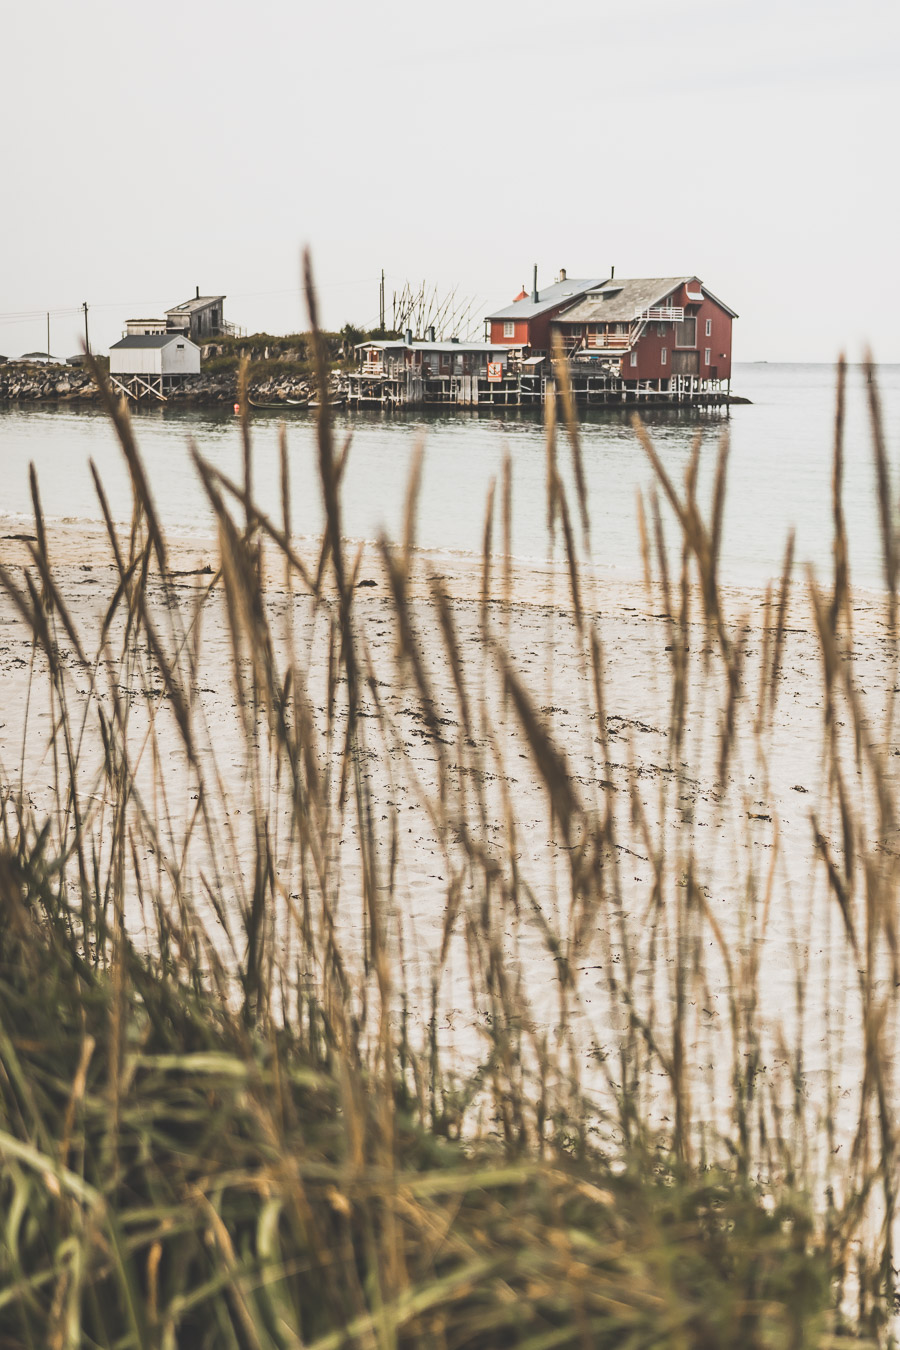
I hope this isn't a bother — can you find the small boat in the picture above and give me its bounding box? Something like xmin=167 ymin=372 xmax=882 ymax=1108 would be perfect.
xmin=248 ymin=397 xmax=309 ymax=411
xmin=308 ymin=394 xmax=346 ymax=410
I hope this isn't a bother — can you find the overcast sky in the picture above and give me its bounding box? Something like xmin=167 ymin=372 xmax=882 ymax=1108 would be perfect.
xmin=2 ymin=0 xmax=898 ymax=361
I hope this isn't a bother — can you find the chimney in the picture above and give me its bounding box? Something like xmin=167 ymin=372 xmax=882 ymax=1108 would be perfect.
xmin=558 ymin=267 xmax=567 ymax=283
xmin=195 ymin=285 xmax=200 ymax=299
xmin=405 ymin=327 xmax=413 ymax=346
xmin=532 ymin=264 xmax=539 ymax=304
xmin=426 ymin=325 xmax=435 ymax=343
xmin=610 ymin=265 xmax=615 ymax=280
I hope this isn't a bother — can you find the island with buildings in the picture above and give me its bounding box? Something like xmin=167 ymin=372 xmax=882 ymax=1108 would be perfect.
xmin=0 ymin=270 xmax=740 ymax=410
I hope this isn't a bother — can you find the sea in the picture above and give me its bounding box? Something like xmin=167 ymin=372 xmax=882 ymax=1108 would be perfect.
xmin=2 ymin=362 xmax=900 ymax=592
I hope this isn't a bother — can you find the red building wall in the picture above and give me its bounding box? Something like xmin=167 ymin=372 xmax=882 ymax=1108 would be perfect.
xmin=489 ymin=319 xmax=530 ymax=345
xmin=527 ymin=313 xmax=558 ymax=351
xmin=489 ymin=304 xmax=576 ymax=351
xmin=631 ymin=297 xmax=732 ymax=382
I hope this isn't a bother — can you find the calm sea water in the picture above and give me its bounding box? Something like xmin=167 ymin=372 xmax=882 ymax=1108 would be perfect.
xmin=2 ymin=363 xmax=899 ymax=590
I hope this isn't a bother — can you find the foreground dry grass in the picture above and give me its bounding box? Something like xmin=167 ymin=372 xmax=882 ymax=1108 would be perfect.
xmin=0 ymin=279 xmax=896 ymax=1344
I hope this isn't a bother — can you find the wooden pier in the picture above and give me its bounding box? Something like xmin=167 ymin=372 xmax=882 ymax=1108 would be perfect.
xmin=345 ymin=365 xmax=733 ymax=411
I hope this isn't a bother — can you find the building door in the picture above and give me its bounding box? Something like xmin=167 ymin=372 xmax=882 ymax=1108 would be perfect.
xmin=672 ymin=350 xmax=699 ymax=375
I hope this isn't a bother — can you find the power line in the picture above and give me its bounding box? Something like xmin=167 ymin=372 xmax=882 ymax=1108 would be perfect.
xmin=0 ymin=275 xmax=391 ymax=327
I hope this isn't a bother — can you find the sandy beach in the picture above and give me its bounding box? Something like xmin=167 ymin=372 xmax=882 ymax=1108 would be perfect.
xmin=1 ymin=513 xmax=897 ymax=1165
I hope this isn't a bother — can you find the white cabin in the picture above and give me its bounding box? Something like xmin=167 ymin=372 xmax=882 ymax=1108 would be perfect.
xmin=109 ymin=333 xmax=201 ymax=378
xmin=108 ymin=332 xmax=200 ymax=401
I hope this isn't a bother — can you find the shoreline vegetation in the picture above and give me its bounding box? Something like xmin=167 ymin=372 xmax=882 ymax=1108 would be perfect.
xmin=0 ymin=276 xmax=898 ymax=1343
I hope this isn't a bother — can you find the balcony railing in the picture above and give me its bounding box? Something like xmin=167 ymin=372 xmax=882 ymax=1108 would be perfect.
xmin=634 ymin=306 xmax=683 ymax=322
xmin=586 ymin=333 xmax=631 ymax=350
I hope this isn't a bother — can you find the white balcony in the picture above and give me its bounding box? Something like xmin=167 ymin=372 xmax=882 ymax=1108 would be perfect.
xmin=634 ymin=306 xmax=684 ymax=322
xmin=585 ymin=333 xmax=631 ymax=351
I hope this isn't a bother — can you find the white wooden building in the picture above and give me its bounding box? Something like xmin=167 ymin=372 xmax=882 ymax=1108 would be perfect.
xmin=124 ymin=318 xmax=168 ymax=336
xmin=108 ymin=332 xmax=200 ymax=401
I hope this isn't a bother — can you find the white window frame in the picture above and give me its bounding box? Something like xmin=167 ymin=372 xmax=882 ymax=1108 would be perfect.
xmin=503 ymin=321 xmax=515 ymax=338
xmin=661 ymin=347 xmax=667 ymax=365
xmin=629 ymin=350 xmax=638 ymax=367
xmin=704 ymin=348 xmax=711 ymax=365
xmin=705 ymin=318 xmax=712 ymax=337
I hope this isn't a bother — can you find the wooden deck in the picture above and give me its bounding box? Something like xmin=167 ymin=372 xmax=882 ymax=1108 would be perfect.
xmin=345 ymin=367 xmax=733 ymax=410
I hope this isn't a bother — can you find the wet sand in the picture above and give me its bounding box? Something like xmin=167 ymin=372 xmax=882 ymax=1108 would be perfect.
xmin=0 ymin=517 xmax=896 ymax=1158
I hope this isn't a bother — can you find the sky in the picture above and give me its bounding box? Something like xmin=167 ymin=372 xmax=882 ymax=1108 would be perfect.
xmin=2 ymin=0 xmax=899 ymax=362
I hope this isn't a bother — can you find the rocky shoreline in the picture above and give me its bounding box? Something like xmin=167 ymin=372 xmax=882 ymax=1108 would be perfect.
xmin=0 ymin=364 xmax=323 ymax=407
xmin=1 ymin=362 xmax=749 ymax=411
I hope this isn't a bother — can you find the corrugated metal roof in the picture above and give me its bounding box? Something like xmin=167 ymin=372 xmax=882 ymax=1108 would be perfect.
xmin=485 ymin=278 xmax=607 ymax=322
xmin=109 ymin=334 xmax=197 ymax=349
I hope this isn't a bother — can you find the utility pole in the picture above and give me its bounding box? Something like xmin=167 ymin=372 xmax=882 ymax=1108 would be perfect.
xmin=46 ymin=311 xmax=50 ymax=359
xmin=379 ymin=269 xmax=385 ymax=332
xmin=83 ymin=301 xmax=90 ymax=355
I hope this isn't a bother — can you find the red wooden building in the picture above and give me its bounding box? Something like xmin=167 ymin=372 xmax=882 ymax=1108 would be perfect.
xmin=484 ymin=269 xmax=606 ymax=352
xmin=552 ymin=276 xmax=737 ymax=386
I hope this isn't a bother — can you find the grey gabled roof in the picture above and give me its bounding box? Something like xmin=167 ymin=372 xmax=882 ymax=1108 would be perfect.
xmin=109 ymin=334 xmax=198 ymax=350
xmin=485 ymin=277 xmax=607 ymax=322
xmin=165 ymin=295 xmax=225 ymax=315
xmin=558 ymin=277 xmax=738 ymax=324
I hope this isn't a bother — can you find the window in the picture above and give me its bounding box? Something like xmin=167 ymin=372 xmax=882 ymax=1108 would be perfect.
xmin=656 ymin=323 xmax=666 ymax=337
xmin=675 ymin=318 xmax=696 ymax=347
xmin=704 ymin=348 xmax=711 ymax=365
xmin=503 ymin=321 xmax=515 ymax=338
xmin=661 ymin=347 xmax=667 ymax=365
xmin=705 ymin=318 xmax=712 ymax=337
xmin=176 ymin=343 xmax=184 ymax=349
xmin=630 ymin=350 xmax=638 ymax=367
